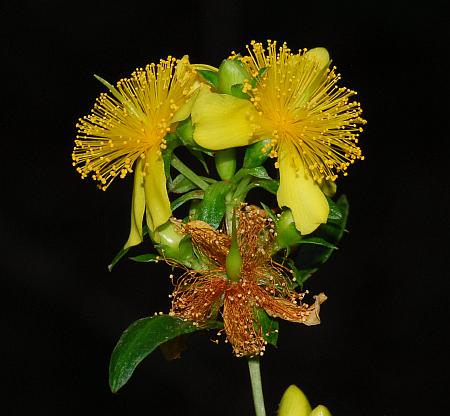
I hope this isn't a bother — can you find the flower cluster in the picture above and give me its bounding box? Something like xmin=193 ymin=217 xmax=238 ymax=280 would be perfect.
xmin=73 ymin=40 xmax=365 ymax=358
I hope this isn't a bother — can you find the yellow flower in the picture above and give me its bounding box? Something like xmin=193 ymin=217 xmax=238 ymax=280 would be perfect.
xmin=191 ymin=41 xmax=366 ymax=234
xmin=72 ymin=56 xmax=199 ymax=247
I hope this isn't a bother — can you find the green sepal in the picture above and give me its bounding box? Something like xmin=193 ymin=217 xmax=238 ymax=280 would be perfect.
xmin=162 ymin=133 xmax=181 ymax=179
xmin=109 ymin=315 xmax=222 ymax=393
xmin=217 ymin=59 xmax=250 ymax=95
xmin=197 ymin=70 xmax=219 ymax=88
xmin=230 ymin=83 xmax=250 ymax=99
xmin=169 ymin=173 xmax=197 ymax=194
xmin=250 ymin=67 xmax=268 ymax=88
xmin=254 ymin=307 xmax=279 ymax=347
xmin=128 ymin=253 xmax=159 ymax=263
xmin=193 ymin=181 xmax=235 ymax=229
xmin=171 ymin=189 xmax=204 ymax=212
xmin=243 ymin=138 xmax=272 ymax=168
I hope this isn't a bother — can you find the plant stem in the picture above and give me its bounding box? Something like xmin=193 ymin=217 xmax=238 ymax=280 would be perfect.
xmin=171 ymin=154 xmax=210 ymax=191
xmin=247 ymin=357 xmax=266 ymax=416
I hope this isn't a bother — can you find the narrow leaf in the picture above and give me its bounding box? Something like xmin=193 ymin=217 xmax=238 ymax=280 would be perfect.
xmin=169 ymin=173 xmax=197 ymax=194
xmin=128 ymin=253 xmax=160 ymax=263
xmin=170 ymin=190 xmax=204 ymax=211
xmin=194 ymin=181 xmax=234 ymax=228
xmin=298 ymin=237 xmax=337 ymax=249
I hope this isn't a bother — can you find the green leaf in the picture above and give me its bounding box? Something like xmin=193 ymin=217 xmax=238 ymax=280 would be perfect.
xmin=193 ymin=181 xmax=234 ymax=228
xmin=110 ymin=316 xmax=201 ymax=393
xmin=233 ymin=166 xmax=272 ymax=183
xmin=249 ymin=178 xmax=279 ymax=195
xmin=128 ymin=253 xmax=159 ymax=263
xmin=254 ymin=308 xmax=279 ymax=347
xmin=250 ymin=67 xmax=268 ymax=87
xmin=169 ymin=173 xmax=197 ymax=194
xmin=170 ymin=189 xmax=204 ymax=211
xmin=197 ymin=70 xmax=219 ymax=88
xmin=292 ymin=195 xmax=349 ymax=284
xmin=297 ymin=237 xmax=337 ymax=249
xmin=326 ymin=197 xmax=344 ymax=222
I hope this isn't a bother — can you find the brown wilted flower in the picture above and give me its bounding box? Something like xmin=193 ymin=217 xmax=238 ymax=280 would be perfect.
xmin=169 ymin=205 xmax=327 ymax=357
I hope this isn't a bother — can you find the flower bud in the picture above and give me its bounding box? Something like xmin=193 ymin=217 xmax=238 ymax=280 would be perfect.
xmin=215 ymin=148 xmax=237 ymax=180
xmin=310 ymin=404 xmax=333 ymax=416
xmin=275 ymin=209 xmax=303 ymax=250
xmin=218 ymin=59 xmax=251 ymax=95
xmin=151 ymin=221 xmax=193 ymax=263
xmin=278 ymin=385 xmax=312 ymax=416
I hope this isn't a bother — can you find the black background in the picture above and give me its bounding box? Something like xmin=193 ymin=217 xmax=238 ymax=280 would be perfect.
xmin=2 ymin=1 xmax=448 ymax=415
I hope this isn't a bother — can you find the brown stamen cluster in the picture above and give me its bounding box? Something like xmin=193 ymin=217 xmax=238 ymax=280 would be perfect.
xmin=169 ymin=205 xmax=326 ymax=357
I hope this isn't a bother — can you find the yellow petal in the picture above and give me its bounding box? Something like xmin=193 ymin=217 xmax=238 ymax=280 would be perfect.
xmin=124 ymin=158 xmax=146 ymax=249
xmin=304 ymin=47 xmax=330 ymax=70
xmin=277 ymin=145 xmax=329 ymax=234
xmin=143 ymin=148 xmax=171 ymax=232
xmin=172 ymin=88 xmax=199 ymax=123
xmin=278 ymin=385 xmax=312 ymax=416
xmin=310 ymin=404 xmax=333 ymax=416
xmin=191 ymin=87 xmax=257 ymax=150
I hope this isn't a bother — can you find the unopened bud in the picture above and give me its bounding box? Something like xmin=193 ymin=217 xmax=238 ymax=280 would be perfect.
xmin=310 ymin=404 xmax=333 ymax=416
xmin=278 ymin=385 xmax=312 ymax=416
xmin=218 ymin=59 xmax=251 ymax=95
xmin=275 ymin=209 xmax=303 ymax=250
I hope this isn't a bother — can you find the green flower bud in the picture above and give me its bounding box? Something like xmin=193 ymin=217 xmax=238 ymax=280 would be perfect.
xmin=215 ymin=148 xmax=237 ymax=180
xmin=243 ymin=138 xmax=272 ymax=168
xmin=278 ymin=385 xmax=312 ymax=416
xmin=275 ymin=209 xmax=303 ymax=250
xmin=218 ymin=59 xmax=251 ymax=95
xmin=151 ymin=222 xmax=193 ymax=264
xmin=310 ymin=404 xmax=333 ymax=416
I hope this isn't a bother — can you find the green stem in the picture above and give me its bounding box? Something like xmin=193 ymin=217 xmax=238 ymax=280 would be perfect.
xmin=171 ymin=154 xmax=209 ymax=191
xmin=247 ymin=357 xmax=266 ymax=416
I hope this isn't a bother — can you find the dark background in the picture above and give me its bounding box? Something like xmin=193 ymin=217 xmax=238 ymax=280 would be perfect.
xmin=2 ymin=1 xmax=448 ymax=415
